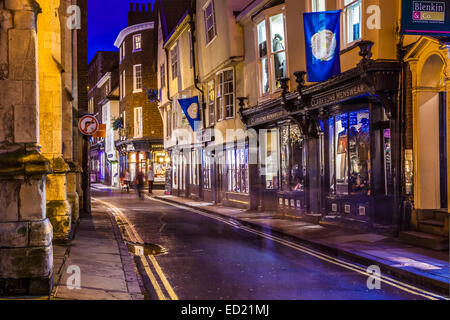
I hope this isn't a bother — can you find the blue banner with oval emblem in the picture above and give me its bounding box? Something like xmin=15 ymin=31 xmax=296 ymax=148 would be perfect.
xmin=178 ymin=96 xmax=201 ymax=131
xmin=303 ymin=10 xmax=341 ymax=82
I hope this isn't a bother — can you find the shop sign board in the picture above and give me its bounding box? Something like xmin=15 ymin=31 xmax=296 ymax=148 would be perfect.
xmin=401 ymin=0 xmax=450 ymax=36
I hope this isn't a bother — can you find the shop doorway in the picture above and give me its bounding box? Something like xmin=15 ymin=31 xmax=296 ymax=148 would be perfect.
xmin=417 ymin=54 xmax=446 ymax=210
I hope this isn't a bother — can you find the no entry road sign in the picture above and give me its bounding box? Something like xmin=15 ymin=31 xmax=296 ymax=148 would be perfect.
xmin=78 ymin=115 xmax=99 ymax=136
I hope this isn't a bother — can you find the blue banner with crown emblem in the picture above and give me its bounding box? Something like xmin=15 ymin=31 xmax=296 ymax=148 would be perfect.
xmin=303 ymin=10 xmax=341 ymax=82
xmin=178 ymin=96 xmax=201 ymax=131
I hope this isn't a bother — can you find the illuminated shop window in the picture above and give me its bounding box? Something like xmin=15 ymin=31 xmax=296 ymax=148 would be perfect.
xmin=329 ymin=109 xmax=370 ymax=195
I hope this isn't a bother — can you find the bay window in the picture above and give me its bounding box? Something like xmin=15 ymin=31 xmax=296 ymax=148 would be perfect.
xmin=256 ymin=11 xmax=287 ymax=96
xmin=345 ymin=0 xmax=361 ymax=44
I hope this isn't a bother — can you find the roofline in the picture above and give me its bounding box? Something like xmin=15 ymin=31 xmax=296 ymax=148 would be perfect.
xmin=163 ymin=11 xmax=190 ymax=48
xmin=114 ymin=22 xmax=155 ymax=47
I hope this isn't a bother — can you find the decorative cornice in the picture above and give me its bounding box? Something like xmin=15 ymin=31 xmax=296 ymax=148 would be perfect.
xmin=114 ymin=22 xmax=155 ymax=48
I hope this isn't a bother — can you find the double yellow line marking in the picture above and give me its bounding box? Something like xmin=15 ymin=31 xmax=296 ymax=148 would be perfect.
xmin=93 ymin=198 xmax=178 ymax=300
xmin=151 ymin=197 xmax=449 ymax=301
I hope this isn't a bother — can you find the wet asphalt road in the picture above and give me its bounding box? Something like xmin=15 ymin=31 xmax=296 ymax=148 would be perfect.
xmin=93 ymin=189 xmax=432 ymax=300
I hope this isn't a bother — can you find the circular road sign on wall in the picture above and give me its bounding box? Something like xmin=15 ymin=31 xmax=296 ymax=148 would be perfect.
xmin=78 ymin=115 xmax=99 ymax=136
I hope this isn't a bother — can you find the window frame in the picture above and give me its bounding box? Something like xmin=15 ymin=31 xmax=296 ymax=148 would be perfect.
xmin=312 ymin=0 xmax=326 ymax=12
xmin=207 ymin=80 xmax=215 ymax=126
xmin=160 ymin=63 xmax=166 ymax=89
xmin=133 ymin=64 xmax=143 ymax=93
xmin=122 ymin=70 xmax=126 ymax=98
xmin=133 ymin=34 xmax=142 ymax=52
xmin=170 ymin=44 xmax=179 ymax=80
xmin=343 ymin=0 xmax=362 ymax=46
xmin=215 ymin=68 xmax=235 ymax=122
xmin=203 ymin=0 xmax=217 ymax=46
xmin=254 ymin=7 xmax=288 ymax=99
xmin=134 ymin=107 xmax=143 ymax=138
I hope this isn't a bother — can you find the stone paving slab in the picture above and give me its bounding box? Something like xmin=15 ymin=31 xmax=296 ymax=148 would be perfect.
xmin=52 ymin=204 xmax=144 ymax=300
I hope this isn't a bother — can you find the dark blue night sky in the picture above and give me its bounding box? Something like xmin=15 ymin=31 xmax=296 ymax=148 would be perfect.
xmin=88 ymin=0 xmax=154 ymax=63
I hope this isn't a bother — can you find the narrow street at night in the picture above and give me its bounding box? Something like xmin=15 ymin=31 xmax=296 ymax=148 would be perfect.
xmin=89 ymin=187 xmax=445 ymax=300
xmin=1 ymin=0 xmax=450 ymax=309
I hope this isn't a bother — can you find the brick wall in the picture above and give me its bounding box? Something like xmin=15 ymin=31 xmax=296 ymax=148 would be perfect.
xmin=119 ymin=22 xmax=163 ymax=141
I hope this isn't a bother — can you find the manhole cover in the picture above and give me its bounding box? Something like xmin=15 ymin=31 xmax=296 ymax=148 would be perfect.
xmin=126 ymin=241 xmax=167 ymax=256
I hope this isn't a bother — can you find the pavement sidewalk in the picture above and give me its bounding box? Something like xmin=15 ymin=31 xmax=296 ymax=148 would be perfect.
xmin=154 ymin=193 xmax=450 ymax=295
xmin=51 ymin=200 xmax=144 ymax=300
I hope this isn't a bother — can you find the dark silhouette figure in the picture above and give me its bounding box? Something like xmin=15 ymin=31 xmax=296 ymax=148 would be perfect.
xmin=136 ymin=171 xmax=145 ymax=200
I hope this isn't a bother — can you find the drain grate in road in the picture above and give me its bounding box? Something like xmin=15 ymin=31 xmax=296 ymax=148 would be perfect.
xmin=126 ymin=241 xmax=167 ymax=256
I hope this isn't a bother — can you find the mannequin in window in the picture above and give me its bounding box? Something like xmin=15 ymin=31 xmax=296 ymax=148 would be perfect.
xmin=273 ymin=33 xmax=285 ymax=81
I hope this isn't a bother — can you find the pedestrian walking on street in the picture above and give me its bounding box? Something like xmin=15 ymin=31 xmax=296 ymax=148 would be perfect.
xmin=147 ymin=166 xmax=155 ymax=194
xmin=124 ymin=170 xmax=131 ymax=193
xmin=136 ymin=171 xmax=145 ymax=200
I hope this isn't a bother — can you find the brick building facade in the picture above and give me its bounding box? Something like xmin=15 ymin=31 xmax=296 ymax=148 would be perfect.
xmin=114 ymin=3 xmax=167 ymax=185
xmin=88 ymin=51 xmax=119 ymax=183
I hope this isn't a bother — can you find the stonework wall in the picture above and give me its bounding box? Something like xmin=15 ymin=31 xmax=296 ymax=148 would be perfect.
xmin=0 ymin=0 xmax=53 ymax=296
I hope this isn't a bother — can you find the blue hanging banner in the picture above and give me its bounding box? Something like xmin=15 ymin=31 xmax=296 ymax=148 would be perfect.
xmin=303 ymin=10 xmax=341 ymax=82
xmin=178 ymin=96 xmax=201 ymax=131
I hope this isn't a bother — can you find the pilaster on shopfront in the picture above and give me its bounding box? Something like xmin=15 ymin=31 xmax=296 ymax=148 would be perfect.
xmin=241 ymin=42 xmax=402 ymax=231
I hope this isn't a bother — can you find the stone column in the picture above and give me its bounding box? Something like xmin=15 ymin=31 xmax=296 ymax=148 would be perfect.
xmin=0 ymin=0 xmax=53 ymax=296
xmin=60 ymin=0 xmax=79 ymax=227
xmin=37 ymin=0 xmax=72 ymax=242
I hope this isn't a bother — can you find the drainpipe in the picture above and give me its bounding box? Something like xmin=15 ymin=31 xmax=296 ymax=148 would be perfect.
xmin=164 ymin=48 xmax=173 ymax=103
xmin=189 ymin=15 xmax=206 ymax=130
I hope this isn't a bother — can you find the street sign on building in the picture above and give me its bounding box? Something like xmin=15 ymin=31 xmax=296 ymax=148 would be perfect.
xmin=92 ymin=124 xmax=107 ymax=138
xmin=78 ymin=115 xmax=99 ymax=136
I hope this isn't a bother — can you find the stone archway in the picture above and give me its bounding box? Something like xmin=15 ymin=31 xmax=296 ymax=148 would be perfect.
xmin=417 ymin=54 xmax=446 ymax=210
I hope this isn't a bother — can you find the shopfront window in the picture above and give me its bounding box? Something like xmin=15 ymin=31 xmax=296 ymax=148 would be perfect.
xmin=280 ymin=124 xmax=304 ymax=191
xmin=190 ymin=149 xmax=200 ymax=185
xmin=262 ymin=129 xmax=279 ymax=189
xmin=329 ymin=109 xmax=370 ymax=195
xmin=226 ymin=147 xmax=249 ymax=193
xmin=202 ymin=150 xmax=212 ymax=189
